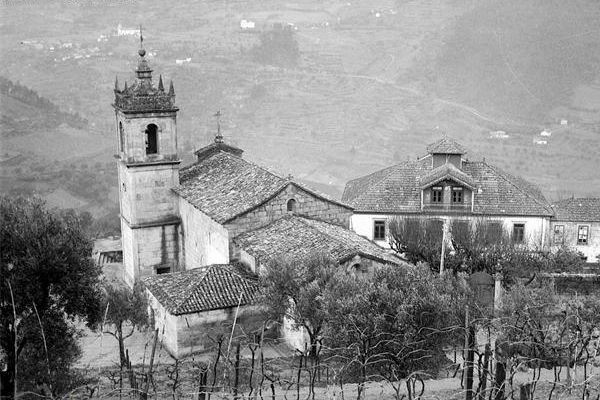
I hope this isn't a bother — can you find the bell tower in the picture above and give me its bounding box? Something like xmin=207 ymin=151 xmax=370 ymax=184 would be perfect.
xmin=113 ymin=37 xmax=182 ymax=287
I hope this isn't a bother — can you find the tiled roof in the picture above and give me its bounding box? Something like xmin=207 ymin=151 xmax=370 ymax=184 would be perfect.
xmin=176 ymin=151 xmax=350 ymax=223
xmin=426 ymin=136 xmax=467 ymax=154
xmin=342 ymin=155 xmax=554 ymax=216
xmin=144 ymin=264 xmax=259 ymax=315
xmin=176 ymin=151 xmax=287 ymax=223
xmin=234 ymin=215 xmax=406 ymax=266
xmin=552 ymin=198 xmax=600 ymax=222
xmin=420 ymin=163 xmax=476 ymax=190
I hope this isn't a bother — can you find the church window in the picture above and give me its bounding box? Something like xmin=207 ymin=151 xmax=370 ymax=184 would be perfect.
xmin=145 ymin=124 xmax=158 ymax=155
xmin=432 ymin=187 xmax=443 ymax=203
xmin=119 ymin=121 xmax=125 ymax=152
xmin=287 ymin=198 xmax=297 ymax=212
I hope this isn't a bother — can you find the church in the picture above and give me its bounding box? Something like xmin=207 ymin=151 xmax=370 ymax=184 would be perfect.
xmin=113 ymin=45 xmax=405 ymax=357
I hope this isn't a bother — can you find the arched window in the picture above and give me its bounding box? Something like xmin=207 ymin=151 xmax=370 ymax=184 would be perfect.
xmin=119 ymin=121 xmax=125 ymax=152
xmin=145 ymin=124 xmax=158 ymax=155
xmin=287 ymin=198 xmax=297 ymax=212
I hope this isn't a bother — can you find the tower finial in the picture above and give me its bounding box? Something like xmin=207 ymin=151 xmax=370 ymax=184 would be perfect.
xmin=138 ymin=24 xmax=146 ymax=57
xmin=158 ymin=75 xmax=164 ymax=91
xmin=114 ymin=75 xmax=119 ymax=91
xmin=214 ymin=110 xmax=223 ymax=143
xmin=168 ymin=80 xmax=175 ymax=96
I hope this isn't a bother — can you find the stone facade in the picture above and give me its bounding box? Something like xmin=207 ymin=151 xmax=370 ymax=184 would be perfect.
xmin=148 ymin=289 xmax=263 ymax=358
xmin=115 ymin=113 xmax=178 ymax=164
xmin=118 ymin=162 xmax=180 ymax=226
xmin=226 ymin=183 xmax=352 ymax=242
xmin=122 ymin=221 xmax=182 ymax=287
xmin=179 ymin=197 xmax=230 ymax=268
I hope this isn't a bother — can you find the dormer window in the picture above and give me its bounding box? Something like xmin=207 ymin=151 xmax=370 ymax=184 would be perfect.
xmin=145 ymin=124 xmax=158 ymax=155
xmin=452 ymin=187 xmax=463 ymax=203
xmin=432 ymin=187 xmax=443 ymax=203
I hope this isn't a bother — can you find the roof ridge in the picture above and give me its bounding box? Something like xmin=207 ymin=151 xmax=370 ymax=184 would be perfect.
xmin=172 ymin=267 xmax=211 ymax=314
xmin=294 ymin=215 xmax=347 ymax=248
xmin=484 ymin=162 xmax=553 ymax=215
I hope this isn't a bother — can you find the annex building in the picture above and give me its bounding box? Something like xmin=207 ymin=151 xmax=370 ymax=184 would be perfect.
xmin=113 ymin=46 xmax=405 ymax=357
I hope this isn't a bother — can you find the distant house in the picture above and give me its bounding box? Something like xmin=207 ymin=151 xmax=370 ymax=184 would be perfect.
xmin=560 ymin=119 xmax=568 ymax=126
xmin=117 ymin=24 xmax=138 ymax=36
xmin=240 ymin=19 xmax=255 ymax=30
xmin=540 ymin=129 xmax=552 ymax=137
xmin=342 ymin=137 xmax=555 ymax=249
xmin=550 ymin=198 xmax=600 ymax=264
xmin=175 ymin=57 xmax=191 ymax=65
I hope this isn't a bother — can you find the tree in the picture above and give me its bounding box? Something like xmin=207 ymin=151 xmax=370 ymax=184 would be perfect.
xmin=258 ymin=253 xmax=336 ymax=357
xmin=101 ymin=283 xmax=149 ymax=368
xmin=322 ymin=264 xmax=468 ymax=400
xmin=389 ymin=217 xmax=586 ymax=283
xmin=0 ymin=196 xmax=103 ymax=397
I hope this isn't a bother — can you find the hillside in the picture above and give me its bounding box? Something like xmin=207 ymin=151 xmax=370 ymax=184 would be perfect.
xmin=0 ymin=0 xmax=599 ymax=208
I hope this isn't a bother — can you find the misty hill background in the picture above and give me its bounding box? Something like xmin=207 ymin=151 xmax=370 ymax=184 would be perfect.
xmin=1 ymin=0 xmax=599 ymax=233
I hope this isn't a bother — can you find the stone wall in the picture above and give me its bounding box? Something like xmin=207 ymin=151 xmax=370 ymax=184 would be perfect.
xmin=118 ymin=162 xmax=180 ymax=226
xmin=180 ymin=198 xmax=230 ymax=269
xmin=539 ymin=273 xmax=600 ymax=296
xmin=148 ymin=290 xmax=179 ymax=354
xmin=226 ymin=183 xmax=352 ymax=246
xmin=122 ymin=221 xmax=181 ymax=286
xmin=173 ymin=306 xmax=264 ymax=358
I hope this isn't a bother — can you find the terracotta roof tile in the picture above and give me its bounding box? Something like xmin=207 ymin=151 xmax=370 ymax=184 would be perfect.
xmin=426 ymin=136 xmax=467 ymax=154
xmin=342 ymin=154 xmax=554 ymax=216
xmin=144 ymin=264 xmax=259 ymax=315
xmin=552 ymin=198 xmax=600 ymax=222
xmin=234 ymin=215 xmax=406 ymax=266
xmin=175 ymin=152 xmax=287 ymax=223
xmin=176 ymin=151 xmax=350 ymax=223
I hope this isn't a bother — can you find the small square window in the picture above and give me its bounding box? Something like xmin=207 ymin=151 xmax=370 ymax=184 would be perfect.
xmin=513 ymin=223 xmax=525 ymax=243
xmin=452 ymin=187 xmax=463 ymax=203
xmin=432 ymin=187 xmax=443 ymax=203
xmin=156 ymin=267 xmax=171 ymax=274
xmin=553 ymin=225 xmax=564 ymax=245
xmin=577 ymin=225 xmax=589 ymax=245
xmin=373 ymin=220 xmax=386 ymax=241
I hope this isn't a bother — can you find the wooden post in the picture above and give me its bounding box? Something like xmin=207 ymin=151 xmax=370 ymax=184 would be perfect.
xmin=465 ymin=325 xmax=475 ymax=400
xmin=440 ymin=221 xmax=447 ymax=274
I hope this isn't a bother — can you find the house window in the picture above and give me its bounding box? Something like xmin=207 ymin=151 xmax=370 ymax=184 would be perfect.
xmin=452 ymin=187 xmax=463 ymax=203
xmin=432 ymin=187 xmax=443 ymax=203
xmin=553 ymin=225 xmax=564 ymax=245
xmin=373 ymin=220 xmax=386 ymax=241
xmin=119 ymin=121 xmax=125 ymax=152
xmin=577 ymin=225 xmax=589 ymax=245
xmin=287 ymin=198 xmax=297 ymax=212
xmin=156 ymin=267 xmax=171 ymax=274
xmin=512 ymin=223 xmax=525 ymax=243
xmin=145 ymin=124 xmax=158 ymax=155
